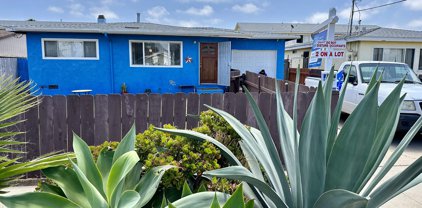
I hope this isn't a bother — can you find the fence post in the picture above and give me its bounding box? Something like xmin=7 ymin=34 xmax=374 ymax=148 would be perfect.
xmin=258 ymin=75 xmax=261 ymax=93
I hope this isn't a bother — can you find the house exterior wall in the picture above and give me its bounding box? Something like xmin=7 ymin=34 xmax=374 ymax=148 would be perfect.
xmin=26 ymin=32 xmax=285 ymax=95
xmin=0 ymin=34 xmax=27 ymax=58
xmin=285 ymin=48 xmax=311 ymax=68
xmin=354 ymin=41 xmax=422 ymax=74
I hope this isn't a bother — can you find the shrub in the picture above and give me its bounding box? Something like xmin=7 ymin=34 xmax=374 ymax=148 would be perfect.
xmin=194 ymin=110 xmax=245 ymax=165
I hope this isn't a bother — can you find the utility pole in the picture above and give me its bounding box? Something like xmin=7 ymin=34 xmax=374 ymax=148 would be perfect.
xmin=348 ymin=0 xmax=356 ymax=36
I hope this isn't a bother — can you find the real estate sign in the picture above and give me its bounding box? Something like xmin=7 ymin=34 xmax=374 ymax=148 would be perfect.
xmin=309 ymin=30 xmax=327 ymax=68
xmin=313 ymin=40 xmax=346 ymax=59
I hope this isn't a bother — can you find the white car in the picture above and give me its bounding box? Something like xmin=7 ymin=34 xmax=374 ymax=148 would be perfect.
xmin=306 ymin=61 xmax=422 ymax=132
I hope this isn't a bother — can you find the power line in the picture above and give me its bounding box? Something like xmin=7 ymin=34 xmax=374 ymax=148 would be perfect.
xmin=355 ymin=0 xmax=407 ymax=12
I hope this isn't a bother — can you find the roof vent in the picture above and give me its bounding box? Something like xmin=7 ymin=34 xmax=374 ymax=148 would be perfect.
xmin=137 ymin=13 xmax=140 ymax=23
xmin=97 ymin=15 xmax=106 ymax=24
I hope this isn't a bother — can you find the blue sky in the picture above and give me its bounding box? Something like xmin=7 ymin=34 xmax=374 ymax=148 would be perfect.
xmin=1 ymin=0 xmax=421 ymax=30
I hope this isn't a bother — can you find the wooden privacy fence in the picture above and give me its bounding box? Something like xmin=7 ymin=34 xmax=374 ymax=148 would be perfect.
xmin=244 ymin=71 xmax=317 ymax=93
xmin=16 ymin=91 xmax=337 ymax=162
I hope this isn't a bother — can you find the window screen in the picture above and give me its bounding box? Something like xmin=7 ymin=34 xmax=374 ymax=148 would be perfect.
xmin=373 ymin=48 xmax=383 ymax=61
xmin=44 ymin=41 xmax=58 ymax=57
xmin=131 ymin=42 xmax=144 ymax=65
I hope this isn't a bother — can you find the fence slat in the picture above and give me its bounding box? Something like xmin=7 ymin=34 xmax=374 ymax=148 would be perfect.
xmin=67 ymin=95 xmax=80 ymax=151
xmin=199 ymin=94 xmax=212 ymax=112
xmin=224 ymin=92 xmax=235 ymax=116
xmin=25 ymin=100 xmax=39 ymax=160
xmin=186 ymin=93 xmax=199 ymax=129
xmin=135 ymin=94 xmax=148 ymax=133
xmin=39 ymin=96 xmax=54 ymax=154
xmin=269 ymin=94 xmax=279 ymax=141
xmin=149 ymin=94 xmax=161 ymax=127
xmin=80 ymin=95 xmax=94 ymax=145
xmin=211 ymin=93 xmax=223 ymax=109
xmin=122 ymin=94 xmax=136 ymax=134
xmin=258 ymin=93 xmax=271 ymax=128
xmin=173 ymin=93 xmax=186 ymax=129
xmin=235 ymin=93 xmax=247 ymax=123
xmin=162 ymin=94 xmax=174 ymax=126
xmin=94 ymin=95 xmax=108 ymax=145
xmin=246 ymin=92 xmax=258 ymax=128
xmin=53 ymin=96 xmax=67 ymax=151
xmin=108 ymin=94 xmax=122 ymax=140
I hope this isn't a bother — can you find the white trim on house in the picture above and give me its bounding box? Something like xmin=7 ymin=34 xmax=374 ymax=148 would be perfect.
xmin=128 ymin=40 xmax=183 ymax=68
xmin=41 ymin=38 xmax=99 ymax=60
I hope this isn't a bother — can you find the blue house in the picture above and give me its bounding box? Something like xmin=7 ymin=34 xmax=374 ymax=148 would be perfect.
xmin=0 ymin=17 xmax=296 ymax=95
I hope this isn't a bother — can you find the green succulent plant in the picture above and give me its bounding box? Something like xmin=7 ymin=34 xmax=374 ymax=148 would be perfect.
xmin=0 ymin=76 xmax=72 ymax=192
xmin=158 ymin=67 xmax=422 ymax=208
xmin=0 ymin=125 xmax=175 ymax=208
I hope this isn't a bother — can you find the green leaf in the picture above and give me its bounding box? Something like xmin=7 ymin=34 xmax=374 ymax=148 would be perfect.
xmin=222 ymin=184 xmax=244 ymax=208
xmin=124 ymin=162 xmax=142 ymax=190
xmin=71 ymin=160 xmax=108 ymax=208
xmin=313 ymin=189 xmax=368 ymax=208
xmin=113 ymin=124 xmax=136 ymax=163
xmin=135 ymin=165 xmax=176 ymax=207
xmin=204 ymin=166 xmax=287 ymax=208
xmin=355 ymin=81 xmax=405 ymax=193
xmin=39 ymin=183 xmax=66 ymax=197
xmin=365 ymin=64 xmax=379 ymax=95
xmin=368 ymin=157 xmax=422 ymax=207
xmin=245 ymin=200 xmax=254 ymax=208
xmin=97 ymin=147 xmax=114 ymax=191
xmin=326 ymin=67 xmax=350 ymax=162
xmin=242 ymin=88 xmax=293 ymax=207
xmin=161 ymin=194 xmax=168 ymax=208
xmin=0 ymin=192 xmax=80 ymax=208
xmin=117 ymin=190 xmax=141 ymax=208
xmin=363 ymin=114 xmax=422 ymax=196
xmin=198 ymin=184 xmax=207 ymax=192
xmin=155 ymin=128 xmax=241 ymax=166
xmin=299 ymin=82 xmax=328 ymax=208
xmin=169 ymin=192 xmax=230 ymax=208
xmin=182 ymin=181 xmax=193 ymax=198
xmin=42 ymin=166 xmax=91 ymax=208
xmin=210 ymin=193 xmax=221 ymax=208
xmin=106 ymin=151 xmax=140 ymax=201
xmin=239 ymin=141 xmax=264 ymax=181
xmin=73 ymin=133 xmax=104 ymax=195
xmin=326 ymin=82 xmax=380 ymax=191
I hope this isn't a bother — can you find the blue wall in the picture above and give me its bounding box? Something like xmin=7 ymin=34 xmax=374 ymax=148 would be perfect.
xmin=26 ymin=32 xmax=285 ymax=95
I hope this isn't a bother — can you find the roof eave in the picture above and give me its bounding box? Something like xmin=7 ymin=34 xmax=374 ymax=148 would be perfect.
xmin=347 ymin=37 xmax=422 ymax=42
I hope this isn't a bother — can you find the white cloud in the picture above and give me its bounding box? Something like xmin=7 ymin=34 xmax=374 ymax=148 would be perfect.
xmin=48 ymin=6 xmax=64 ymax=14
xmin=182 ymin=5 xmax=214 ymax=16
xmin=404 ymin=0 xmax=422 ymax=10
xmin=177 ymin=0 xmax=231 ymax=3
xmin=232 ymin=3 xmax=261 ymax=14
xmin=90 ymin=7 xmax=119 ymax=19
xmin=408 ymin=19 xmax=422 ymax=28
xmin=177 ymin=20 xmax=201 ymax=27
xmin=306 ymin=12 xmax=328 ymax=23
xmin=147 ymin=6 xmax=170 ymax=19
xmin=69 ymin=3 xmax=85 ymax=17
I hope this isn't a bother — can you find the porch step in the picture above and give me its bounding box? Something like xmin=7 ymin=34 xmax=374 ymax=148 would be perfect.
xmin=196 ymin=87 xmax=224 ymax=94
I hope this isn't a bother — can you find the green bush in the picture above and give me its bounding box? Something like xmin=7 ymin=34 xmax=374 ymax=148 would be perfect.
xmin=194 ymin=110 xmax=245 ymax=165
xmin=136 ymin=124 xmax=222 ymax=189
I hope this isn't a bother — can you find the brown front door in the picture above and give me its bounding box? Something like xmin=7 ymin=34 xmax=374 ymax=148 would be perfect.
xmin=200 ymin=43 xmax=218 ymax=83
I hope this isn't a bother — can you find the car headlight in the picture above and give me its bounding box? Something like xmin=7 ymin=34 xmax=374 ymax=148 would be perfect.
xmin=402 ymin=101 xmax=416 ymax=111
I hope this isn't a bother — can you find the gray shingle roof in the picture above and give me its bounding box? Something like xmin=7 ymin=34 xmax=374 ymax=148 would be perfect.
xmin=235 ymin=22 xmax=380 ymax=35
xmin=0 ymin=20 xmax=298 ymax=40
xmin=346 ymin=27 xmax=422 ymax=42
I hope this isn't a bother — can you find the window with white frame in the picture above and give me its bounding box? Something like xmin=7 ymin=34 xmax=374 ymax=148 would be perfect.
xmin=130 ymin=41 xmax=182 ymax=67
xmin=42 ymin=39 xmax=98 ymax=59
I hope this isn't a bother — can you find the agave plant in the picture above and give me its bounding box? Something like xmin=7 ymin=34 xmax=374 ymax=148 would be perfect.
xmin=158 ymin=68 xmax=422 ymax=208
xmin=0 ymin=76 xmax=72 ymax=192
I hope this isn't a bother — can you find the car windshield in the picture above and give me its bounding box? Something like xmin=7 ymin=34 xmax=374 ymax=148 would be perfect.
xmin=359 ymin=63 xmax=421 ymax=83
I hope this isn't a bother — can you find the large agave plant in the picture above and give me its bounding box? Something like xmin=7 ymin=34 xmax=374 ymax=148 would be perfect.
xmin=0 ymin=76 xmax=72 ymax=192
xmin=159 ymin=68 xmax=422 ymax=208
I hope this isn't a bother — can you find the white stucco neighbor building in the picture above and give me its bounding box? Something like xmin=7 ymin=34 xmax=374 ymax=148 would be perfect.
xmin=236 ymin=23 xmax=422 ymax=75
xmin=0 ymin=30 xmax=27 ymax=58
